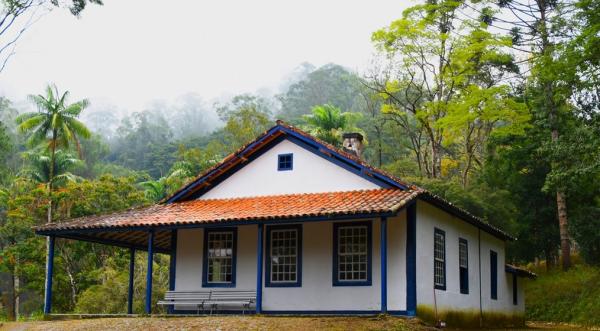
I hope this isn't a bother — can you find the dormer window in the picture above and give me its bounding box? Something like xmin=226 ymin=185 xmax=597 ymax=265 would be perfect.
xmin=278 ymin=153 xmax=293 ymax=171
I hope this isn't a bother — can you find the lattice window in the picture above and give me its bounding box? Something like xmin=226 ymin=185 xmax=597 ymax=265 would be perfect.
xmin=337 ymin=225 xmax=368 ymax=281
xmin=434 ymin=229 xmax=446 ymax=289
xmin=270 ymin=228 xmax=298 ymax=283
xmin=278 ymin=153 xmax=293 ymax=171
xmin=207 ymin=231 xmax=233 ymax=283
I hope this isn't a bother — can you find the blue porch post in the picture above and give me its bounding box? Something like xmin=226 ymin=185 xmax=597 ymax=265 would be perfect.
xmin=43 ymin=235 xmax=55 ymax=315
xmin=380 ymin=216 xmax=388 ymax=313
xmin=168 ymin=230 xmax=177 ymax=314
xmin=256 ymin=223 xmax=263 ymax=314
xmin=145 ymin=230 xmax=154 ymax=314
xmin=406 ymin=203 xmax=417 ymax=315
xmin=127 ymin=247 xmax=135 ymax=314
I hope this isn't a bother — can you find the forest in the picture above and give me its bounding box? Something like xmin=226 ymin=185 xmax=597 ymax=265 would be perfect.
xmin=0 ymin=0 xmax=599 ymax=323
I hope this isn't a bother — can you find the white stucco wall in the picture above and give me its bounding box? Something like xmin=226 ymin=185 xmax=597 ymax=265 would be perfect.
xmin=415 ymin=201 xmax=524 ymax=314
xmin=199 ymin=139 xmax=380 ymax=200
xmin=174 ymin=214 xmax=408 ymax=312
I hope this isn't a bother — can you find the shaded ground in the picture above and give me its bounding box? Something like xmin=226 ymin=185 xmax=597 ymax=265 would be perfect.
xmin=0 ymin=316 xmax=597 ymax=331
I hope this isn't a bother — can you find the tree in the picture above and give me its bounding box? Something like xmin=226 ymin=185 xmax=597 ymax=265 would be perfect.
xmin=0 ymin=0 xmax=103 ymax=73
xmin=277 ymin=64 xmax=362 ymax=122
xmin=16 ymin=84 xmax=91 ymax=222
xmin=19 ymin=149 xmax=82 ymax=188
xmin=483 ymin=0 xmax=578 ymax=270
xmin=371 ymin=1 xmax=528 ymax=182
xmin=216 ymin=94 xmax=272 ymax=151
xmin=302 ymin=104 xmax=362 ymax=146
xmin=15 ymin=84 xmax=91 ymax=313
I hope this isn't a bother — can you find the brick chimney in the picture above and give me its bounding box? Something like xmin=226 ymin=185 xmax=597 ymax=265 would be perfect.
xmin=342 ymin=132 xmax=364 ymax=158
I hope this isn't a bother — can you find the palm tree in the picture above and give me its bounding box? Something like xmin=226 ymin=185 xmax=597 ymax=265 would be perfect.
xmin=19 ymin=149 xmax=82 ymax=187
xmin=15 ymin=84 xmax=91 ymax=223
xmin=302 ymin=104 xmax=362 ymax=146
xmin=139 ymin=179 xmax=167 ymax=202
xmin=15 ymin=85 xmax=90 ymax=312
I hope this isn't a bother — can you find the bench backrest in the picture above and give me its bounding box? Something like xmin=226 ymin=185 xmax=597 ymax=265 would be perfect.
xmin=209 ymin=290 xmax=257 ymax=301
xmin=163 ymin=291 xmax=211 ymax=301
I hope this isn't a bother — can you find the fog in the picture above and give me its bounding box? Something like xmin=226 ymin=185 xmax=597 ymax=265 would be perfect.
xmin=0 ymin=0 xmax=407 ymax=121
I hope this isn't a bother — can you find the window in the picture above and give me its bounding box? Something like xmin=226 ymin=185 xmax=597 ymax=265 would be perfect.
xmin=278 ymin=153 xmax=293 ymax=171
xmin=202 ymin=228 xmax=237 ymax=287
xmin=333 ymin=221 xmax=372 ymax=286
xmin=266 ymin=224 xmax=302 ymax=287
xmin=459 ymin=238 xmax=469 ymax=294
xmin=490 ymin=250 xmax=498 ymax=300
xmin=512 ymin=274 xmax=518 ymax=305
xmin=434 ymin=228 xmax=446 ymax=290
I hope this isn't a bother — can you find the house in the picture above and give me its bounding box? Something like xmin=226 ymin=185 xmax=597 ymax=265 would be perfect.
xmin=35 ymin=120 xmax=535 ymax=320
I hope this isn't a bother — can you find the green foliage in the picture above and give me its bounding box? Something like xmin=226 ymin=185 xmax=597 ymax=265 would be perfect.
xmin=302 ymin=104 xmax=362 ymax=146
xmin=217 ymin=94 xmax=272 ymax=151
xmin=525 ymin=264 xmax=600 ymax=325
xmin=16 ymin=84 xmax=91 ymax=154
xmin=277 ymin=64 xmax=362 ymax=123
xmin=19 ymin=149 xmax=83 ymax=187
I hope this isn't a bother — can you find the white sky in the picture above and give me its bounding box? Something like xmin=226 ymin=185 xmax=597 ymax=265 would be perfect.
xmin=0 ymin=0 xmax=408 ymax=111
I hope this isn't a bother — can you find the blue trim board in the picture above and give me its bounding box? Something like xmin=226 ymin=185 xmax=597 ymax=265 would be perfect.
xmin=265 ymin=224 xmax=303 ymax=287
xmin=406 ymin=203 xmax=416 ymax=315
xmin=332 ymin=220 xmax=373 ymax=287
xmin=256 ymin=223 xmax=264 ymax=314
xmin=43 ymin=235 xmax=55 ymax=314
xmin=380 ymin=217 xmax=387 ymax=313
xmin=202 ymin=227 xmax=238 ymax=288
xmin=434 ymin=227 xmax=446 ymax=291
xmin=128 ymin=248 xmax=135 ymax=315
xmin=145 ymin=230 xmax=154 ymax=314
xmin=171 ymin=309 xmax=411 ymax=316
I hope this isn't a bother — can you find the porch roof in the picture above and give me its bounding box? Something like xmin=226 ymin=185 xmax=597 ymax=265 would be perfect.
xmin=34 ymin=189 xmax=418 ymax=251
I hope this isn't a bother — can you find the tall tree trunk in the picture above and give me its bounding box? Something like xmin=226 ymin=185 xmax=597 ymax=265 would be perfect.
xmin=43 ymin=131 xmax=57 ymax=313
xmin=539 ymin=2 xmax=571 ymax=270
xmin=556 ymin=179 xmax=570 ymax=270
xmin=14 ymin=271 xmax=19 ymax=320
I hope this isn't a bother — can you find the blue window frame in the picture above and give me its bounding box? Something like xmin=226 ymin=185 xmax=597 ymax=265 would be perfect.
xmin=490 ymin=250 xmax=498 ymax=300
xmin=278 ymin=153 xmax=293 ymax=171
xmin=459 ymin=238 xmax=469 ymax=294
xmin=433 ymin=228 xmax=446 ymax=290
xmin=265 ymin=224 xmax=302 ymax=287
xmin=202 ymin=228 xmax=237 ymax=287
xmin=332 ymin=221 xmax=372 ymax=286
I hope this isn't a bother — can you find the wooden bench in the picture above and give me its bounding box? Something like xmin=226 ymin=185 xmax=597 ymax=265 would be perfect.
xmin=157 ymin=290 xmax=256 ymax=314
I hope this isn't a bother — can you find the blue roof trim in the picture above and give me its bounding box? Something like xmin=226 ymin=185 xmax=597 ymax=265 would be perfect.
xmin=165 ymin=124 xmax=407 ymax=203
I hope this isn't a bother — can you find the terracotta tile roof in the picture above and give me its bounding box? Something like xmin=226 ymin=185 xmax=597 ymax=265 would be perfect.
xmin=36 ymin=189 xmax=420 ymax=233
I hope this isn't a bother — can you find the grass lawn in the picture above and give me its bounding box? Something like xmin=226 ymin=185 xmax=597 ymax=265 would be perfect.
xmin=0 ymin=316 xmax=597 ymax=331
